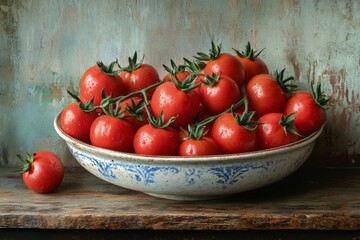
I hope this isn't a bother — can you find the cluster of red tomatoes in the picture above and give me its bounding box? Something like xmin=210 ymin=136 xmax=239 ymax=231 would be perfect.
xmin=60 ymin=42 xmax=328 ymax=156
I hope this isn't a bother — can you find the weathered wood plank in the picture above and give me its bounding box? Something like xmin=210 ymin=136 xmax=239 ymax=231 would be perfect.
xmin=1 ymin=167 xmax=360 ymax=230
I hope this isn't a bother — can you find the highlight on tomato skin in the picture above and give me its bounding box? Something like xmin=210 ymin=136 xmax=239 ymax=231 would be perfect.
xmin=245 ymin=74 xmax=287 ymax=118
xmin=17 ymin=151 xmax=65 ymax=193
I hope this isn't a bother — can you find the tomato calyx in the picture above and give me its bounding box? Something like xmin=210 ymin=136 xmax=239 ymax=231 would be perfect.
xmin=311 ymin=83 xmax=329 ymax=110
xmin=96 ymin=59 xmax=122 ymax=76
xmin=124 ymin=98 xmax=146 ymax=122
xmin=16 ymin=153 xmax=34 ymax=173
xmin=231 ymin=108 xmax=260 ymax=131
xmin=280 ymin=112 xmax=302 ymax=137
xmin=171 ymin=73 xmax=201 ymax=92
xmin=183 ymin=58 xmax=206 ymax=73
xmin=119 ymin=51 xmax=144 ymax=72
xmin=183 ymin=124 xmax=207 ymax=140
xmin=194 ymin=41 xmax=221 ymax=61
xmin=147 ymin=111 xmax=177 ymax=129
xmin=67 ymin=90 xmax=96 ymax=112
xmin=273 ymin=68 xmax=298 ymax=93
xmin=200 ymin=72 xmax=222 ymax=86
xmin=163 ymin=59 xmax=187 ymax=75
xmin=232 ymin=41 xmax=265 ymax=59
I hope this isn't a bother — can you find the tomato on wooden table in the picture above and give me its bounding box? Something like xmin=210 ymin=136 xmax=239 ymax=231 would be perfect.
xmin=284 ymin=84 xmax=328 ymax=137
xmin=233 ymin=42 xmax=269 ymax=84
xmin=17 ymin=151 xmax=64 ymax=193
xmin=60 ymin=102 xmax=98 ymax=143
xmin=79 ymin=60 xmax=127 ymax=106
xmin=257 ymin=112 xmax=300 ymax=150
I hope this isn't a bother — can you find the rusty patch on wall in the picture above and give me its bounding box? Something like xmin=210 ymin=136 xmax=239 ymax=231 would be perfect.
xmin=306 ymin=62 xmax=357 ymax=132
xmin=325 ymin=67 xmax=358 ymax=133
xmin=286 ymin=50 xmax=300 ymax=80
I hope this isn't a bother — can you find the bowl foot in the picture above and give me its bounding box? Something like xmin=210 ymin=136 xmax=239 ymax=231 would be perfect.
xmin=145 ymin=192 xmax=233 ymax=201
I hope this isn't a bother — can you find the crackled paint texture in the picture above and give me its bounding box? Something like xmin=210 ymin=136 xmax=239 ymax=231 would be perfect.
xmin=0 ymin=0 xmax=359 ymax=167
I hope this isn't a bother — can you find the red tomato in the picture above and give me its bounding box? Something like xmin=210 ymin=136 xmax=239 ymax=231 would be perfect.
xmin=211 ymin=112 xmax=258 ymax=154
xmin=200 ymin=74 xmax=242 ymax=114
xmin=284 ymin=85 xmax=327 ymax=136
xmin=237 ymin=57 xmax=268 ymax=84
xmin=133 ymin=124 xmax=180 ymax=155
xmin=18 ymin=151 xmax=64 ymax=193
xmin=120 ymin=63 xmax=160 ymax=93
xmin=195 ymin=43 xmax=245 ymax=87
xmin=90 ymin=115 xmax=136 ymax=152
xmin=120 ymin=52 xmax=160 ymax=94
xmin=233 ymin=42 xmax=269 ymax=84
xmin=60 ymin=102 xmax=98 ymax=143
xmin=246 ymin=74 xmax=287 ymax=117
xmin=257 ymin=113 xmax=300 ymax=150
xmin=203 ymin=53 xmax=245 ymax=88
xmin=178 ymin=137 xmax=220 ymax=156
xmin=150 ymin=81 xmax=200 ymax=128
xmin=119 ymin=97 xmax=148 ymax=129
xmin=79 ymin=61 xmax=127 ymax=106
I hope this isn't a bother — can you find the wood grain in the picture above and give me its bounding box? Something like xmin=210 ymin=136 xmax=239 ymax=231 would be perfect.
xmin=1 ymin=167 xmax=360 ymax=230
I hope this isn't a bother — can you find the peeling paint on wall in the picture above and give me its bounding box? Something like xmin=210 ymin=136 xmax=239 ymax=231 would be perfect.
xmin=1 ymin=0 xmax=360 ymax=167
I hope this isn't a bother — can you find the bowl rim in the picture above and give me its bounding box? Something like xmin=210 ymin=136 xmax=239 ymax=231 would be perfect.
xmin=54 ymin=112 xmax=324 ymax=163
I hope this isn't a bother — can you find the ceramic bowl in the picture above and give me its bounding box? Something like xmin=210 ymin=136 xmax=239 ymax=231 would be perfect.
xmin=54 ymin=113 xmax=323 ymax=201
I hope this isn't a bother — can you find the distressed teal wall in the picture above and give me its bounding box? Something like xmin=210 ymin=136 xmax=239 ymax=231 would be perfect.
xmin=1 ymin=0 xmax=359 ymax=167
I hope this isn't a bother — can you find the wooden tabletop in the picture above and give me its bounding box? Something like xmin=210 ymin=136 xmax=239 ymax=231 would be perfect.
xmin=1 ymin=166 xmax=360 ymax=231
